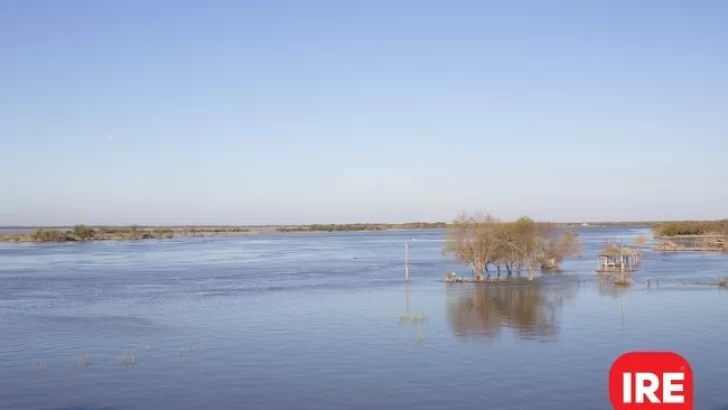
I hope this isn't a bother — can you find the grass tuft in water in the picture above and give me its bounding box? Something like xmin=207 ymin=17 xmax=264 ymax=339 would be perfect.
xmin=410 ymin=314 xmax=427 ymax=323
xmin=34 ymin=361 xmax=48 ymax=373
xmin=74 ymin=355 xmax=93 ymax=368
xmin=397 ymin=312 xmax=428 ymax=324
xmin=117 ymin=352 xmax=135 ymax=367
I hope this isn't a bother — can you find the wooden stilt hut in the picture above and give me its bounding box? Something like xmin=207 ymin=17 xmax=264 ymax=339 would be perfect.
xmin=597 ymin=245 xmax=640 ymax=273
xmin=707 ymin=239 xmax=726 ymax=251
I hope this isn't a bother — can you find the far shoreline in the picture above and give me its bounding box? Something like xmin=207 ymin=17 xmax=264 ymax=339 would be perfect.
xmin=0 ymin=224 xmax=448 ymax=244
xmin=0 ymin=221 xmax=656 ymax=245
xmin=5 ymin=219 xmax=727 ymax=245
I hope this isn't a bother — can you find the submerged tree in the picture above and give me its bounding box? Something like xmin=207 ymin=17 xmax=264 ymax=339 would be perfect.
xmin=542 ymin=230 xmax=582 ymax=270
xmin=443 ymin=213 xmax=581 ymax=281
xmin=504 ymin=217 xmax=545 ymax=280
xmin=443 ymin=213 xmax=500 ymax=280
xmin=634 ymin=235 xmax=649 ymax=246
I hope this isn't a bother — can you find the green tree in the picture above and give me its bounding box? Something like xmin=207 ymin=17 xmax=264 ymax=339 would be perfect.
xmin=72 ymin=225 xmax=96 ymax=240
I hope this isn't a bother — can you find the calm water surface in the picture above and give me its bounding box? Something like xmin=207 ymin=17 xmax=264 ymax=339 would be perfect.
xmin=0 ymin=227 xmax=726 ymax=410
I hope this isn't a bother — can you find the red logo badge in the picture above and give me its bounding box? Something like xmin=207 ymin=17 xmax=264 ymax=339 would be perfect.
xmin=609 ymin=352 xmax=693 ymax=409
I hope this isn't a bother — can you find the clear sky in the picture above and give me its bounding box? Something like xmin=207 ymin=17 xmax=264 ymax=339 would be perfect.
xmin=1 ymin=1 xmax=726 ymax=225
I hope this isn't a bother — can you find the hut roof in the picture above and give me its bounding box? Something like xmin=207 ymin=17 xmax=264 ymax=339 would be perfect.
xmin=599 ymin=245 xmax=640 ymax=257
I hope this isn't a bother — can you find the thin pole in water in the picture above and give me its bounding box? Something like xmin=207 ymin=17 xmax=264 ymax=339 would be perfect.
xmin=405 ymin=241 xmax=409 ymax=281
xmin=405 ymin=281 xmax=410 ymax=317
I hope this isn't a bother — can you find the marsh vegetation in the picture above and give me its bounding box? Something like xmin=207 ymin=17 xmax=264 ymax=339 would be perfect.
xmin=655 ymin=237 xmax=727 ymax=252
xmin=653 ymin=220 xmax=728 ymax=237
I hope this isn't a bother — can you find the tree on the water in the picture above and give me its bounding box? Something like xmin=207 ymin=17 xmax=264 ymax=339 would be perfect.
xmin=443 ymin=213 xmax=581 ymax=281
xmin=443 ymin=213 xmax=500 ymax=280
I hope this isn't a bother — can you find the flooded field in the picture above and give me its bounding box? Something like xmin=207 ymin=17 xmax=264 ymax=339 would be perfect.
xmin=0 ymin=227 xmax=726 ymax=409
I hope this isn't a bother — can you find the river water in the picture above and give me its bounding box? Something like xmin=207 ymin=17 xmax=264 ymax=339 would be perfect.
xmin=0 ymin=227 xmax=726 ymax=410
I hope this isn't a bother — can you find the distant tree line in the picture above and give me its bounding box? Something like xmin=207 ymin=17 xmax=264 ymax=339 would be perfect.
xmin=653 ymin=220 xmax=728 ymax=237
xmin=276 ymin=222 xmax=447 ymax=233
xmin=398 ymin=222 xmax=447 ymax=229
xmin=277 ymin=224 xmax=384 ymax=232
xmin=1 ymin=225 xmax=251 ymax=243
xmin=29 ymin=225 xmax=176 ymax=242
xmin=443 ymin=213 xmax=581 ymax=281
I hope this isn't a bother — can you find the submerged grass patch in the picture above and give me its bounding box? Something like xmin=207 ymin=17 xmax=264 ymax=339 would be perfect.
xmin=74 ymin=355 xmax=93 ymax=368
xmin=117 ymin=352 xmax=135 ymax=367
xmin=397 ymin=312 xmax=427 ymax=324
xmin=681 ymin=278 xmax=728 ymax=287
xmin=34 ymin=361 xmax=48 ymax=373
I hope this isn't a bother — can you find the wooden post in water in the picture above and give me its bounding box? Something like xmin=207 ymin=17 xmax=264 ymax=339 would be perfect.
xmin=405 ymin=241 xmax=410 ymax=281
xmin=405 ymin=281 xmax=410 ymax=317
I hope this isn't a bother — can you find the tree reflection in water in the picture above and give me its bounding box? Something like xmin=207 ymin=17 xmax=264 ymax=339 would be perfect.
xmin=446 ymin=280 xmax=576 ymax=342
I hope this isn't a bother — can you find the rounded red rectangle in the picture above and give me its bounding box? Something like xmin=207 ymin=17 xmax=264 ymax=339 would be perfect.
xmin=609 ymin=351 xmax=693 ymax=409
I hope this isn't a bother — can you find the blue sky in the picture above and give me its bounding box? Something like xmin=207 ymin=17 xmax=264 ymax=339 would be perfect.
xmin=1 ymin=1 xmax=726 ymax=225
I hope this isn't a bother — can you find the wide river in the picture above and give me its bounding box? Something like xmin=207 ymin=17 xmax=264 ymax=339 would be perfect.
xmin=0 ymin=227 xmax=726 ymax=410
